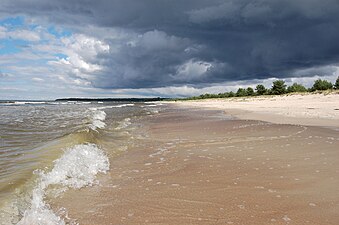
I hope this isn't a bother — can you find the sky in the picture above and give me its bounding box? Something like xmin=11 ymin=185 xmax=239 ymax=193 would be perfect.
xmin=1 ymin=0 xmax=339 ymax=100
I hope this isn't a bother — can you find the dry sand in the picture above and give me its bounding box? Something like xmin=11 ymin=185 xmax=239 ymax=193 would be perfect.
xmin=51 ymin=104 xmax=339 ymax=225
xmin=172 ymin=93 xmax=339 ymax=128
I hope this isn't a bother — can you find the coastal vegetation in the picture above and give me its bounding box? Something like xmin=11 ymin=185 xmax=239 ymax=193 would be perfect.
xmin=182 ymin=76 xmax=339 ymax=100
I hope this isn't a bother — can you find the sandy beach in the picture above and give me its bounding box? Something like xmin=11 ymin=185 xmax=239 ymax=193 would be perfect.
xmin=3 ymin=1 xmax=339 ymax=224
xmin=49 ymin=95 xmax=339 ymax=225
xmin=173 ymin=93 xmax=339 ymax=128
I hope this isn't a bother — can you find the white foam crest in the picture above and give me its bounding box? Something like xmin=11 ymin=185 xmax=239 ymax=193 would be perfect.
xmin=113 ymin=103 xmax=134 ymax=108
xmin=19 ymin=101 xmax=47 ymax=105
xmin=50 ymin=102 xmax=75 ymax=105
xmin=145 ymin=104 xmax=158 ymax=107
xmin=52 ymin=101 xmax=91 ymax=105
xmin=88 ymin=108 xmax=106 ymax=130
xmin=96 ymin=103 xmax=135 ymax=110
xmin=41 ymin=144 xmax=109 ymax=188
xmin=1 ymin=101 xmax=48 ymax=105
xmin=17 ymin=144 xmax=109 ymax=225
xmin=115 ymin=118 xmax=131 ymax=130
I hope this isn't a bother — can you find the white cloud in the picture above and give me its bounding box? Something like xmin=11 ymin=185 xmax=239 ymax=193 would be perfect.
xmin=0 ymin=23 xmax=112 ymax=99
xmin=9 ymin=29 xmax=41 ymax=42
xmin=61 ymin=34 xmax=109 ymax=60
xmin=0 ymin=26 xmax=41 ymax=41
xmin=32 ymin=77 xmax=44 ymax=82
xmin=52 ymin=34 xmax=109 ymax=78
xmin=286 ymin=65 xmax=339 ymax=87
xmin=137 ymin=30 xmax=188 ymax=51
xmin=175 ymin=59 xmax=212 ymax=80
xmin=188 ymin=2 xmax=240 ymax=24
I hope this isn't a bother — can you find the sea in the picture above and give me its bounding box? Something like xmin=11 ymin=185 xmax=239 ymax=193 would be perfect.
xmin=0 ymin=100 xmax=162 ymax=224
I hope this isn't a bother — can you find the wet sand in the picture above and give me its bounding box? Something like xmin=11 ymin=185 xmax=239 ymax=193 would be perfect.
xmin=52 ymin=106 xmax=339 ymax=225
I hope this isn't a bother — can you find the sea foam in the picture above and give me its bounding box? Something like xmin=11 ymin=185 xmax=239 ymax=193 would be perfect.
xmin=17 ymin=144 xmax=109 ymax=225
xmin=88 ymin=108 xmax=107 ymax=130
xmin=115 ymin=118 xmax=131 ymax=130
xmin=96 ymin=103 xmax=135 ymax=110
xmin=87 ymin=104 xmax=134 ymax=131
xmin=0 ymin=101 xmax=47 ymax=106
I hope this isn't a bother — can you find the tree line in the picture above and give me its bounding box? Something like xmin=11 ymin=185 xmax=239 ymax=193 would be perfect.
xmin=184 ymin=77 xmax=339 ymax=100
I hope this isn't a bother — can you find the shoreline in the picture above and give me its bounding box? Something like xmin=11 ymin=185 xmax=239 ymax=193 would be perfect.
xmin=50 ymin=105 xmax=339 ymax=225
xmin=168 ymin=93 xmax=339 ymax=128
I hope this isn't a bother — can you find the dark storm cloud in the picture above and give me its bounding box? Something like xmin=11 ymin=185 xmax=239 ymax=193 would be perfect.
xmin=2 ymin=0 xmax=339 ymax=88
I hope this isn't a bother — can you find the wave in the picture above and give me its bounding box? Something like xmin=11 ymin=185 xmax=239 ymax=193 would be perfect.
xmin=0 ymin=101 xmax=93 ymax=106
xmin=0 ymin=101 xmax=48 ymax=106
xmin=112 ymin=103 xmax=134 ymax=108
xmin=0 ymin=102 xmax=137 ymax=107
xmin=0 ymin=102 xmax=139 ymax=224
xmin=88 ymin=108 xmax=107 ymax=131
xmin=141 ymin=103 xmax=162 ymax=108
xmin=145 ymin=104 xmax=158 ymax=107
xmin=17 ymin=143 xmax=109 ymax=225
xmin=87 ymin=104 xmax=134 ymax=131
xmin=115 ymin=118 xmax=131 ymax=130
xmin=95 ymin=103 xmax=135 ymax=110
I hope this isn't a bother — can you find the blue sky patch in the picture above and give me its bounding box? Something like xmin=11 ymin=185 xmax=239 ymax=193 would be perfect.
xmin=0 ymin=16 xmax=25 ymax=28
xmin=54 ymin=53 xmax=68 ymax=59
xmin=47 ymin=26 xmax=72 ymax=38
xmin=0 ymin=39 xmax=23 ymax=55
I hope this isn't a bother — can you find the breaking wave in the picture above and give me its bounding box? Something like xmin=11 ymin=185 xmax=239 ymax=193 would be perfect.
xmin=88 ymin=108 xmax=107 ymax=131
xmin=115 ymin=118 xmax=131 ymax=130
xmin=0 ymin=101 xmax=48 ymax=105
xmin=87 ymin=104 xmax=134 ymax=131
xmin=96 ymin=103 xmax=135 ymax=110
xmin=17 ymin=144 xmax=109 ymax=225
xmin=0 ymin=102 xmax=140 ymax=224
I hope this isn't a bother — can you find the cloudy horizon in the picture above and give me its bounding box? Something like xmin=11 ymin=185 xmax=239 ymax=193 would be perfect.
xmin=1 ymin=0 xmax=339 ymax=100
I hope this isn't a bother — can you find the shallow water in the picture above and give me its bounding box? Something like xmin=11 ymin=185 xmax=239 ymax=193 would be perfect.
xmin=0 ymin=101 xmax=161 ymax=224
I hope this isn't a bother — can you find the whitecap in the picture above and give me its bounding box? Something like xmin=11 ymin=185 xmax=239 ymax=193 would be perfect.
xmin=17 ymin=144 xmax=109 ymax=225
xmin=1 ymin=101 xmax=47 ymax=105
xmin=96 ymin=103 xmax=135 ymax=110
xmin=88 ymin=108 xmax=106 ymax=130
xmin=115 ymin=118 xmax=131 ymax=130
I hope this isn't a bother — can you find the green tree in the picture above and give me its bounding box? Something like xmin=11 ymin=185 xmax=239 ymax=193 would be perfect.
xmin=199 ymin=93 xmax=209 ymax=99
xmin=255 ymin=84 xmax=266 ymax=95
xmin=246 ymin=87 xmax=255 ymax=96
xmin=217 ymin=93 xmax=225 ymax=98
xmin=334 ymin=76 xmax=339 ymax=90
xmin=311 ymin=79 xmax=333 ymax=91
xmin=227 ymin=91 xmax=235 ymax=97
xmin=271 ymin=80 xmax=287 ymax=95
xmin=287 ymin=83 xmax=307 ymax=93
xmin=236 ymin=88 xmax=247 ymax=97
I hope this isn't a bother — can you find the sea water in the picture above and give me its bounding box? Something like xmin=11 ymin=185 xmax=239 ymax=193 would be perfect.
xmin=0 ymin=101 xmax=161 ymax=224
